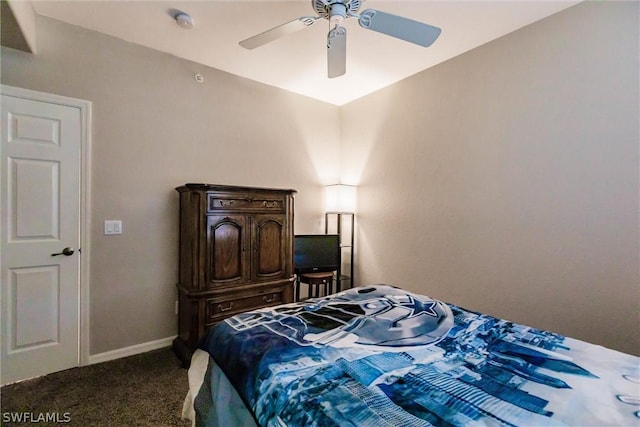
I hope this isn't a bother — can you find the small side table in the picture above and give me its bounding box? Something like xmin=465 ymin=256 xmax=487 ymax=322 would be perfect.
xmin=296 ymin=272 xmax=334 ymax=301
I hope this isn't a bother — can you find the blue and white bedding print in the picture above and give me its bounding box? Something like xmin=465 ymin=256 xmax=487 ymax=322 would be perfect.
xmin=194 ymin=284 xmax=639 ymax=426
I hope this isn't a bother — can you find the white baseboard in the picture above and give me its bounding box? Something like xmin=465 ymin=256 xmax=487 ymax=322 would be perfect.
xmin=87 ymin=336 xmax=176 ymax=365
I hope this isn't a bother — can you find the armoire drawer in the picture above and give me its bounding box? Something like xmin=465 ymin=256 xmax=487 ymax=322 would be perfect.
xmin=206 ymin=289 xmax=285 ymax=322
xmin=207 ymin=193 xmax=285 ymax=212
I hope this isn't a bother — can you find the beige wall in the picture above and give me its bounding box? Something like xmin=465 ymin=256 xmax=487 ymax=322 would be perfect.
xmin=1 ymin=16 xmax=340 ymax=354
xmin=2 ymin=1 xmax=638 ymax=357
xmin=342 ymin=1 xmax=639 ymax=355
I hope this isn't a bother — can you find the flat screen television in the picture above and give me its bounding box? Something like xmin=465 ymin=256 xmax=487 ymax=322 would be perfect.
xmin=294 ymin=234 xmax=340 ymax=274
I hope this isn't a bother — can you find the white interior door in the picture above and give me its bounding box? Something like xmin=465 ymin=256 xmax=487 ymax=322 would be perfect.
xmin=1 ymin=88 xmax=82 ymax=385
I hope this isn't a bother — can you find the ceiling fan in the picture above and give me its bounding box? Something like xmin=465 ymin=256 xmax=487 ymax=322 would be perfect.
xmin=239 ymin=0 xmax=442 ymax=79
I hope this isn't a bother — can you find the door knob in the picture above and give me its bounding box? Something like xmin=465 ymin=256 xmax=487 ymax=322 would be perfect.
xmin=52 ymin=247 xmax=74 ymax=256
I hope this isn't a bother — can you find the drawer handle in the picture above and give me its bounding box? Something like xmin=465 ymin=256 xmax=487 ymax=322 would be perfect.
xmin=263 ymin=294 xmax=276 ymax=303
xmin=263 ymin=200 xmax=279 ymax=208
xmin=218 ymin=302 xmax=234 ymax=312
xmin=218 ymin=200 xmax=235 ymax=207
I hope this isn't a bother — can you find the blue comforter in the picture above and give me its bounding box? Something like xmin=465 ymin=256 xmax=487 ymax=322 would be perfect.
xmin=199 ymin=285 xmax=639 ymax=426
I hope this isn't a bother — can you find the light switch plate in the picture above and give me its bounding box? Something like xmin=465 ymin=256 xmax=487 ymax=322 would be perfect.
xmin=104 ymin=220 xmax=122 ymax=235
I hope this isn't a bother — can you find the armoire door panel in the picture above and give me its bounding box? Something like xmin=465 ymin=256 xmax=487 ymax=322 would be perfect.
xmin=207 ymin=215 xmax=248 ymax=285
xmin=253 ymin=215 xmax=286 ymax=280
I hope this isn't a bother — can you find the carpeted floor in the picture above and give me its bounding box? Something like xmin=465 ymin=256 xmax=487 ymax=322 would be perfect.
xmin=0 ymin=347 xmax=191 ymax=426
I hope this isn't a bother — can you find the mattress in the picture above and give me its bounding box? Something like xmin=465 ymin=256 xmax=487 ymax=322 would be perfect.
xmin=182 ymin=349 xmax=256 ymax=426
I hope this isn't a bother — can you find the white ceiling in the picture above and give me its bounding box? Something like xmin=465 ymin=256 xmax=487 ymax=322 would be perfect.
xmin=31 ymin=0 xmax=580 ymax=105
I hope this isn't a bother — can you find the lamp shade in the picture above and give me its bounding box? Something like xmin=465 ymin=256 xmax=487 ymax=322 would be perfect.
xmin=325 ymin=184 xmax=357 ymax=213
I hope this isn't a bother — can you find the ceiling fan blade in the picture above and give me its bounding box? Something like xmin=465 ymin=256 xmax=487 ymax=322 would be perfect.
xmin=240 ymin=16 xmax=319 ymax=49
xmin=327 ymin=25 xmax=346 ymax=78
xmin=358 ymin=9 xmax=441 ymax=47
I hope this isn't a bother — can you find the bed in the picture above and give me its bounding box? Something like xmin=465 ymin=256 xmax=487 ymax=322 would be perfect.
xmin=182 ymin=284 xmax=639 ymax=426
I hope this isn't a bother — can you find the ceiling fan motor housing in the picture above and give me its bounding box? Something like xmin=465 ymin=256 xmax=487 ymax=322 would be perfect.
xmin=313 ymin=0 xmax=362 ymax=21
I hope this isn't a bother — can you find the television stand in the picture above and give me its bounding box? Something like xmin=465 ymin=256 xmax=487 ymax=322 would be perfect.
xmin=295 ymin=271 xmax=334 ymax=301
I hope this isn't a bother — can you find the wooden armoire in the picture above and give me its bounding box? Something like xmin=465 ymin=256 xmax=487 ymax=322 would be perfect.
xmin=172 ymin=184 xmax=296 ymax=365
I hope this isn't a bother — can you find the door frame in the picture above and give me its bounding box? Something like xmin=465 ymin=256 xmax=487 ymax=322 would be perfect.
xmin=1 ymin=84 xmax=92 ymax=368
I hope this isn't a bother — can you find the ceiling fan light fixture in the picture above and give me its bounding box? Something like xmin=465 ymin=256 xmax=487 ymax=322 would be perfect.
xmin=329 ymin=3 xmax=347 ymax=25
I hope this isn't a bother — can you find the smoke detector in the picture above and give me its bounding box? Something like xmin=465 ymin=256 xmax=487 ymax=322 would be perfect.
xmin=174 ymin=12 xmax=194 ymax=29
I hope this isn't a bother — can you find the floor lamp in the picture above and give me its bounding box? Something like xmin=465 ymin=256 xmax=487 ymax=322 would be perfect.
xmin=325 ymin=184 xmax=356 ymax=292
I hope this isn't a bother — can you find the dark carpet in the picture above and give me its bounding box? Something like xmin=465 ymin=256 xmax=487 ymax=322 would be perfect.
xmin=0 ymin=347 xmax=191 ymax=426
